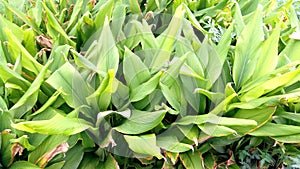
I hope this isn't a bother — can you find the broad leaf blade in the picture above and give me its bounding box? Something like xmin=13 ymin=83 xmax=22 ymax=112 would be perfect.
xmin=124 ymin=134 xmax=163 ymax=159
xmin=179 ymin=150 xmax=204 ymax=169
xmin=10 ymin=60 xmax=52 ymax=118
xmin=232 ymin=5 xmax=264 ymax=89
xmin=46 ymin=62 xmax=92 ymax=109
xmin=12 ymin=114 xmax=91 ymax=135
xmin=114 ymin=109 xmax=166 ymax=134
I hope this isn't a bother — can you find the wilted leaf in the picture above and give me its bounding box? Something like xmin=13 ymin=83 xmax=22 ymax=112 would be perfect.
xmin=10 ymin=143 xmax=24 ymax=166
xmin=28 ymin=135 xmax=68 ymax=164
xmin=37 ymin=142 xmax=69 ymax=168
xmin=10 ymin=135 xmax=35 ymax=151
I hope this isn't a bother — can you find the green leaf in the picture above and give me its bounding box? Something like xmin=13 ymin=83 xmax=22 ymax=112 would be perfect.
xmin=157 ymin=134 xmax=194 ymax=153
xmin=10 ymin=135 xmax=35 ymax=151
xmin=46 ymin=161 xmax=65 ymax=169
xmin=277 ymin=111 xmax=300 ymax=123
xmin=216 ymin=23 xmax=233 ymax=64
xmin=114 ymin=109 xmax=167 ymax=134
xmin=174 ymin=114 xmax=257 ymax=127
xmin=111 ymin=1 xmax=126 ymax=41
xmin=111 ymin=80 xmax=130 ymax=109
xmin=240 ymin=68 xmax=300 ymax=101
xmin=5 ymin=28 xmax=43 ymax=75
xmin=28 ymin=135 xmax=68 ymax=163
xmin=194 ymin=88 xmax=224 ymax=104
xmin=161 ymin=55 xmax=187 ymax=85
xmin=12 ymin=114 xmax=91 ymax=135
xmin=130 ymin=71 xmax=163 ymax=102
xmin=97 ymin=109 xmax=131 ymax=121
xmin=0 ymin=111 xmax=12 ymax=131
xmin=273 ymin=134 xmax=300 ymax=143
xmin=9 ymin=161 xmax=40 ymax=169
xmin=251 ymin=24 xmax=280 ymax=80
xmin=179 ymin=75 xmax=200 ymax=111
xmin=177 ymin=125 xmax=199 ymax=145
xmin=160 ymin=82 xmax=181 ymax=111
xmin=0 ymin=130 xmax=15 ymax=167
xmin=87 ymin=70 xmax=118 ymax=111
xmin=1 ymin=1 xmax=41 ymax=34
xmin=48 ymin=45 xmax=70 ymax=72
xmin=198 ymin=39 xmax=223 ymax=88
xmin=0 ymin=15 xmax=24 ymax=42
xmin=46 ymin=62 xmax=93 ymax=109
xmin=232 ymin=5 xmax=264 ymax=89
xmin=123 ymin=47 xmax=151 ymax=88
xmin=71 ymin=49 xmax=106 ymax=76
xmin=228 ymin=90 xmax=300 ymax=110
xmin=86 ymin=17 xmax=119 ymax=74
xmin=62 ymin=143 xmax=84 ymax=169
xmin=66 ymin=0 xmax=84 ymax=32
xmin=150 ymin=4 xmax=185 ymax=72
xmin=249 ymin=123 xmax=300 ymax=136
xmin=78 ymin=153 xmax=99 ymax=169
xmin=28 ymin=90 xmax=61 ymax=118
xmin=159 ymin=56 xmax=186 ymax=110
xmin=203 ymin=153 xmax=216 ymax=169
xmin=23 ymin=29 xmax=38 ymax=56
xmin=233 ymin=2 xmax=245 ymax=36
xmin=42 ymin=2 xmax=75 ymax=47
xmin=98 ymin=154 xmax=119 ymax=169
xmin=183 ymin=4 xmax=207 ymax=34
xmin=232 ymin=107 xmax=276 ymax=134
xmin=134 ymin=20 xmax=159 ymax=50
xmin=198 ymin=123 xmax=236 ymax=137
xmin=179 ymin=150 xmax=204 ymax=169
xmin=9 ymin=60 xmax=52 ymax=118
xmin=278 ymin=40 xmax=300 ymax=67
xmin=194 ymin=0 xmax=229 ymax=18
xmin=129 ymin=0 xmax=142 ymax=14
xmin=27 ymin=0 xmax=43 ymax=27
xmin=124 ymin=134 xmax=163 ymax=159
xmin=94 ymin=0 xmax=114 ymax=30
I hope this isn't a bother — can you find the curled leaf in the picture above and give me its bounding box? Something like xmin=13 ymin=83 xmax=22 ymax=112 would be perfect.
xmin=37 ymin=142 xmax=69 ymax=168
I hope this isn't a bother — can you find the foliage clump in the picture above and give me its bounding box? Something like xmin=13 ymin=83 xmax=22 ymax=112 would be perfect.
xmin=0 ymin=0 xmax=300 ymax=168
